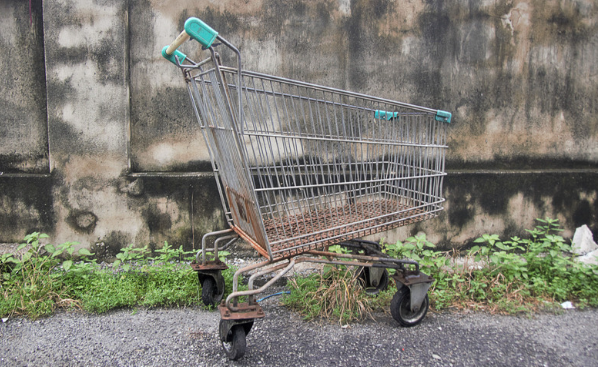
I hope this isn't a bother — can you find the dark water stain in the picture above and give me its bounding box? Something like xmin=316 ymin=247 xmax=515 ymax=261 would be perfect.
xmin=91 ymin=37 xmax=126 ymax=85
xmin=551 ymin=172 xmax=598 ymax=235
xmin=0 ymin=152 xmax=48 ymax=174
xmin=447 ymin=157 xmax=598 ymax=171
xmin=192 ymin=7 xmax=242 ymax=35
xmin=445 ymin=171 xmax=598 ymax=242
xmin=48 ymin=118 xmax=86 ymax=155
xmin=143 ymin=204 xmax=173 ymax=233
xmin=129 ymin=84 xmax=200 ymax=171
xmin=0 ymin=0 xmax=48 ymax=173
xmin=0 ymin=176 xmax=55 ymax=242
xmin=131 ymin=176 xmax=226 ymax=251
xmin=66 ymin=209 xmax=98 ymax=234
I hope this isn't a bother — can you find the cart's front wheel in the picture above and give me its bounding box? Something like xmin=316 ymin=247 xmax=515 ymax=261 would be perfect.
xmin=357 ymin=267 xmax=389 ymax=295
xmin=220 ymin=321 xmax=246 ymax=360
xmin=201 ymin=273 xmax=225 ymax=307
xmin=390 ymin=287 xmax=429 ymax=327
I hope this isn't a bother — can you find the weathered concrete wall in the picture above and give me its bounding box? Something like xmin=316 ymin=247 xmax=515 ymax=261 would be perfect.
xmin=0 ymin=0 xmax=597 ymax=253
xmin=42 ymin=0 xmax=137 ymax=251
xmin=389 ymin=171 xmax=598 ymax=247
xmin=135 ymin=0 xmax=598 ymax=168
xmin=0 ymin=0 xmax=48 ymax=173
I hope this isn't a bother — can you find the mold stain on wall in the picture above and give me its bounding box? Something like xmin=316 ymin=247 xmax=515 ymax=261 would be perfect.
xmin=1 ymin=0 xmax=597 ymax=250
xmin=0 ymin=177 xmax=55 ymax=242
xmin=0 ymin=0 xmax=49 ymax=174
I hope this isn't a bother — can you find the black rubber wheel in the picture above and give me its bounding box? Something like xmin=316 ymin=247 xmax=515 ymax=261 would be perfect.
xmin=390 ymin=287 xmax=429 ymax=327
xmin=357 ymin=267 xmax=389 ymax=295
xmin=220 ymin=321 xmax=246 ymax=360
xmin=201 ymin=276 xmax=220 ymax=307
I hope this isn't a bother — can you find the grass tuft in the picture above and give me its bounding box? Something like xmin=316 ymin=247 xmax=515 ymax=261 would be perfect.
xmin=283 ymin=266 xmax=392 ymax=324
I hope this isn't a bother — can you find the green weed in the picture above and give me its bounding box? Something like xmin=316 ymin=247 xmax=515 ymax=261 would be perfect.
xmin=3 ymin=219 xmax=598 ymax=321
xmin=0 ymin=233 xmax=87 ymax=318
xmin=285 ymin=219 xmax=598 ymax=320
xmin=0 ymin=235 xmax=241 ymax=319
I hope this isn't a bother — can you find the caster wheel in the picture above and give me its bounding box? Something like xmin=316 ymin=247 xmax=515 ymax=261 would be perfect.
xmin=220 ymin=320 xmax=246 ymax=360
xmin=357 ymin=267 xmax=389 ymax=295
xmin=201 ymin=273 xmax=225 ymax=307
xmin=390 ymin=287 xmax=429 ymax=327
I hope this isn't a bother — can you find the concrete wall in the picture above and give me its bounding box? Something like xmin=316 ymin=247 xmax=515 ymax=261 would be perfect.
xmin=1 ymin=0 xmax=597 ymax=254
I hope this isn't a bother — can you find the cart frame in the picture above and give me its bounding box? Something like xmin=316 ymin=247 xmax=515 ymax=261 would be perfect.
xmin=162 ymin=17 xmax=451 ymax=360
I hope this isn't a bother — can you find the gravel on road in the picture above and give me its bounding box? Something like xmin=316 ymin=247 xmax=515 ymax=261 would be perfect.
xmin=1 ymin=296 xmax=597 ymax=367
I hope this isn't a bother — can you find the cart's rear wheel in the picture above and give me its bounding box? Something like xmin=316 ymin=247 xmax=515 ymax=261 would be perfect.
xmin=220 ymin=320 xmax=246 ymax=360
xmin=357 ymin=267 xmax=389 ymax=295
xmin=390 ymin=287 xmax=429 ymax=327
xmin=201 ymin=273 xmax=225 ymax=307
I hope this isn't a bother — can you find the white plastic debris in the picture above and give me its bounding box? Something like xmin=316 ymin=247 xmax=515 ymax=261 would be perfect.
xmin=577 ymin=249 xmax=598 ymax=266
xmin=1 ymin=318 xmax=7 ymax=323
xmin=561 ymin=301 xmax=575 ymax=309
xmin=572 ymin=225 xmax=598 ymax=255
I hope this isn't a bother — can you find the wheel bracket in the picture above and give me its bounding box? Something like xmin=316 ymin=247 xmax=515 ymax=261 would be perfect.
xmin=392 ymin=270 xmax=434 ymax=312
xmin=368 ymin=267 xmax=386 ymax=287
xmin=191 ymin=260 xmax=228 ymax=271
xmin=408 ymin=282 xmax=432 ymax=312
xmin=219 ymin=303 xmax=265 ymax=320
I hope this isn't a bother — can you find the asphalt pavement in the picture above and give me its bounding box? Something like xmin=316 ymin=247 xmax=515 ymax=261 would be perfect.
xmin=1 ymin=297 xmax=596 ymax=367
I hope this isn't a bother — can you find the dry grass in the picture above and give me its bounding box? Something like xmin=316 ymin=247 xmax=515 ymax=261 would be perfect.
xmin=284 ymin=266 xmax=391 ymax=325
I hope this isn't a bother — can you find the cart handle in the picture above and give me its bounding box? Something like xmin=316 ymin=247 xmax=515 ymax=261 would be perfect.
xmin=162 ymin=17 xmax=219 ymax=65
xmin=435 ymin=110 xmax=452 ymax=123
xmin=375 ymin=109 xmax=452 ymax=123
xmin=375 ymin=110 xmax=399 ymax=121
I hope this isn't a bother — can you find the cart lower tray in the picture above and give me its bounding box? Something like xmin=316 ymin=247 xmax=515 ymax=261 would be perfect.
xmin=264 ymin=199 xmax=436 ymax=258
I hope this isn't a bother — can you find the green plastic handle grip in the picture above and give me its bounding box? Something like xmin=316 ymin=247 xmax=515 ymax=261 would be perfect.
xmin=375 ymin=110 xmax=399 ymax=121
xmin=435 ymin=110 xmax=452 ymax=123
xmin=184 ymin=17 xmax=218 ymax=48
xmin=162 ymin=17 xmax=219 ymax=65
xmin=162 ymin=46 xmax=187 ymax=65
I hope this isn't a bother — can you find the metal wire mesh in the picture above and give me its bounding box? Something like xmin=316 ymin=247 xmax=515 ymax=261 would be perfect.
xmin=186 ymin=60 xmax=447 ymax=259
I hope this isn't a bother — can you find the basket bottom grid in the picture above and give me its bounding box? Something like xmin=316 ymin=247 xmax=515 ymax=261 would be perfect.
xmin=263 ymin=199 xmax=435 ymax=258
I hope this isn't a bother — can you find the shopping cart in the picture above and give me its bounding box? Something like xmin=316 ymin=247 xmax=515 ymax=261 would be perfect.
xmin=162 ymin=17 xmax=451 ymax=360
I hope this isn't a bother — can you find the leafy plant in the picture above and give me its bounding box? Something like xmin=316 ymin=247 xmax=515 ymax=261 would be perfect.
xmin=327 ymin=245 xmax=351 ymax=255
xmin=202 ymin=250 xmax=231 ymax=263
xmin=383 ymin=233 xmax=449 ymax=274
xmin=456 ymin=219 xmax=598 ymax=312
xmin=0 ymin=233 xmax=90 ymax=318
xmin=1 ymin=234 xmax=243 ymax=319
xmin=286 ymin=219 xmax=598 ymax=320
xmin=112 ymin=244 xmax=150 ymax=272
xmin=4 ymin=219 xmax=598 ymax=322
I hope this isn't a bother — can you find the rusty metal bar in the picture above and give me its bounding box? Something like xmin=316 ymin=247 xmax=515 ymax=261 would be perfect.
xmin=231 ymin=259 xmax=273 ymax=294
xmin=196 ymin=234 xmax=238 ymax=264
xmin=306 ymin=249 xmax=419 ymax=272
xmin=247 ymin=260 xmax=293 ymax=291
xmin=200 ymin=228 xmax=234 ymax=265
xmin=226 ymin=258 xmax=295 ymax=311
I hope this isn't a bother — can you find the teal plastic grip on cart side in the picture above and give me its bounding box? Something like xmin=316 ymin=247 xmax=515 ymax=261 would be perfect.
xmin=184 ymin=17 xmax=218 ymax=48
xmin=435 ymin=110 xmax=452 ymax=123
xmin=162 ymin=46 xmax=187 ymax=65
xmin=375 ymin=110 xmax=399 ymax=121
